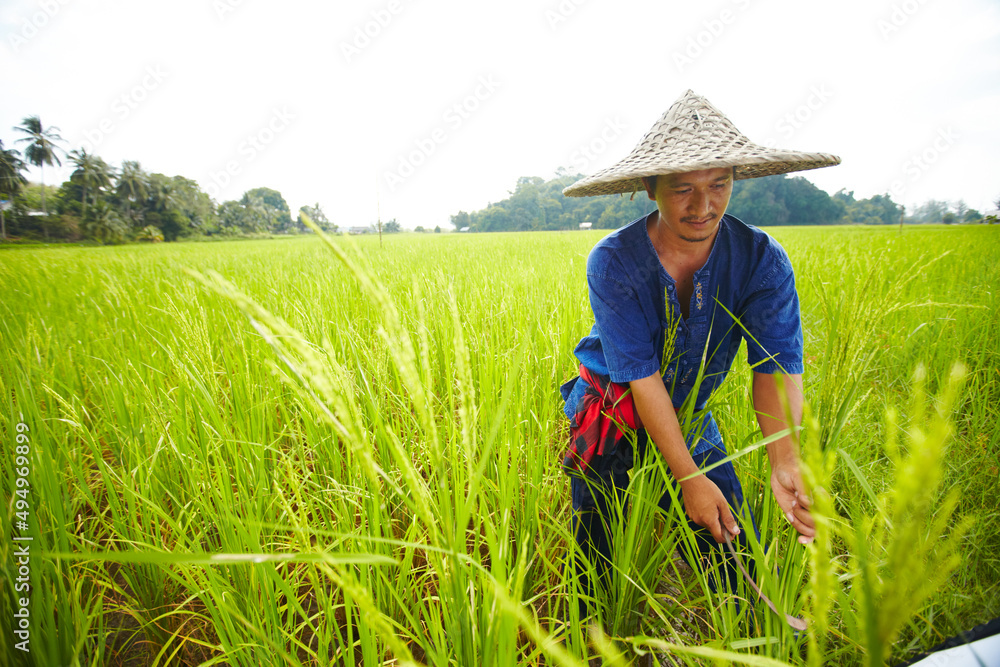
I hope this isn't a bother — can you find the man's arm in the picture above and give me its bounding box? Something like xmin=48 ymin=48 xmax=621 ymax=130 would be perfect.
xmin=629 ymin=373 xmax=740 ymax=543
xmin=752 ymin=372 xmax=815 ymax=544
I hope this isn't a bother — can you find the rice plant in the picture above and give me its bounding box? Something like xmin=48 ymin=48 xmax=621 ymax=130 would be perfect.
xmin=0 ymin=224 xmax=996 ymax=666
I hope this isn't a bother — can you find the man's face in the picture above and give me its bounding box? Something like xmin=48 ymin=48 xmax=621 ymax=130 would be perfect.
xmin=643 ymin=167 xmax=734 ymax=244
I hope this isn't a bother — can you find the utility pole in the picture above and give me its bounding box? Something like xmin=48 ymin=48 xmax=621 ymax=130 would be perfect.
xmin=0 ymin=199 xmax=10 ymax=240
xmin=376 ymin=176 xmax=383 ymax=248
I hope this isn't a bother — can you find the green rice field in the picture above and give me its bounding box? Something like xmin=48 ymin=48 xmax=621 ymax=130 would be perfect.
xmin=1 ymin=225 xmax=998 ymax=666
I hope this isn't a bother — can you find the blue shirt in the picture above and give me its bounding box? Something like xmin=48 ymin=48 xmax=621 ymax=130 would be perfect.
xmin=561 ymin=212 xmax=804 ymax=456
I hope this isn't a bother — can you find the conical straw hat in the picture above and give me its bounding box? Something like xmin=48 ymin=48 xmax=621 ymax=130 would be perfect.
xmin=563 ymin=89 xmax=840 ymax=197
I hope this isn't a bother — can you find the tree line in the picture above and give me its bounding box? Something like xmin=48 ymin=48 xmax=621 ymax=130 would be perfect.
xmin=0 ymin=115 xmax=334 ymax=243
xmin=4 ymin=115 xmax=996 ymax=243
xmin=451 ymin=171 xmax=999 ymax=232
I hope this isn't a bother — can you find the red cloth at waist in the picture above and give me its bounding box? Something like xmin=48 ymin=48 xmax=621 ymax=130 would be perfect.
xmin=563 ymin=366 xmax=640 ymax=473
xmin=563 ymin=366 xmax=682 ymax=473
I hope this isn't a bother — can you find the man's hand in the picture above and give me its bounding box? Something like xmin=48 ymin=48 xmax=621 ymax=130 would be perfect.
xmin=770 ymin=464 xmax=815 ymax=544
xmin=679 ymin=474 xmax=740 ymax=543
xmin=630 ymin=373 xmax=741 ymax=543
xmin=753 ymin=372 xmax=815 ymax=544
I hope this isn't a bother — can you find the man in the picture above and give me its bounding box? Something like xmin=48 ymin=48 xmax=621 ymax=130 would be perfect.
xmin=560 ymin=90 xmax=840 ymax=610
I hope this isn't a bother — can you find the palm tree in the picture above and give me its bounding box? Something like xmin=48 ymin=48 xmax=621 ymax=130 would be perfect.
xmin=0 ymin=140 xmax=28 ymax=240
xmin=69 ymin=149 xmax=114 ymax=225
xmin=145 ymin=174 xmax=187 ymax=240
xmin=241 ymin=194 xmax=273 ymax=232
xmin=14 ymin=116 xmax=65 ymax=225
xmin=116 ymin=160 xmax=148 ymax=227
xmin=147 ymin=174 xmax=178 ymax=214
xmin=86 ymin=201 xmax=128 ymax=244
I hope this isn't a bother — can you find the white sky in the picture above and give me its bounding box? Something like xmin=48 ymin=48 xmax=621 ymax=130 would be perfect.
xmin=2 ymin=0 xmax=998 ymax=230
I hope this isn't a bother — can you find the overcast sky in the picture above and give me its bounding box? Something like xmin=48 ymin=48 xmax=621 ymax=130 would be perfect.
xmin=2 ymin=0 xmax=998 ymax=230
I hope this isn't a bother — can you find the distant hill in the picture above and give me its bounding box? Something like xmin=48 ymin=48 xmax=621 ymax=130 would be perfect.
xmin=451 ymin=172 xmax=905 ymax=231
xmin=449 ymin=172 xmax=655 ymax=233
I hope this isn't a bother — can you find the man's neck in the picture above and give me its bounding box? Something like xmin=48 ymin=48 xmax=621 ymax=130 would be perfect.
xmin=647 ymin=211 xmax=719 ymax=277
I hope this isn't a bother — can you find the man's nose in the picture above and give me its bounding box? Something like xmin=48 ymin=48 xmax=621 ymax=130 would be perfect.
xmin=691 ymin=190 xmax=712 ymax=218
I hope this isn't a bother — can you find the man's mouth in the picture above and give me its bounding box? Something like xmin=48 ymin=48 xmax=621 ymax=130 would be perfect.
xmin=684 ymin=216 xmax=715 ymax=226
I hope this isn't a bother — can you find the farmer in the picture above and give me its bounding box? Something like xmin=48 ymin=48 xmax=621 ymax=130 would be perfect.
xmin=560 ymin=90 xmax=840 ymax=609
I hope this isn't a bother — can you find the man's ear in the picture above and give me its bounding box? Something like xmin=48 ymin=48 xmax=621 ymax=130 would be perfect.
xmin=641 ymin=176 xmax=657 ymax=201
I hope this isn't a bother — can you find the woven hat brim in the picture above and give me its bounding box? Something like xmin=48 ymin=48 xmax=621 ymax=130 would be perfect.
xmin=563 ymin=146 xmax=841 ymax=198
xmin=563 ymin=89 xmax=840 ymax=198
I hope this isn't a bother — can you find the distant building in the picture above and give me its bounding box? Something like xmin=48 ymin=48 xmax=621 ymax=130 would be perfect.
xmin=459 ymin=226 xmax=470 ymax=232
xmin=348 ymin=226 xmax=372 ymax=235
xmin=579 ymin=222 xmax=593 ymax=230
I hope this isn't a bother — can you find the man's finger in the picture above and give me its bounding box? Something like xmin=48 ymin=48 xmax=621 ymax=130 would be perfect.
xmin=789 ymin=510 xmax=816 ymax=540
xmin=701 ymin=512 xmax=725 ymax=543
xmin=792 ymin=504 xmax=815 ymax=529
xmin=713 ymin=508 xmax=739 ymax=544
xmin=790 ymin=497 xmax=816 ymax=528
xmin=793 ymin=491 xmax=813 ymax=509
xmin=722 ymin=513 xmax=740 ymax=538
xmin=792 ymin=518 xmax=816 ymax=538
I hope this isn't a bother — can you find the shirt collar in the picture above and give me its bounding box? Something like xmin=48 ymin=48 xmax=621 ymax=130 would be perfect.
xmin=640 ymin=210 xmax=729 ymax=283
xmin=639 ymin=211 xmax=674 ymax=285
xmin=693 ymin=215 xmax=729 ymax=280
